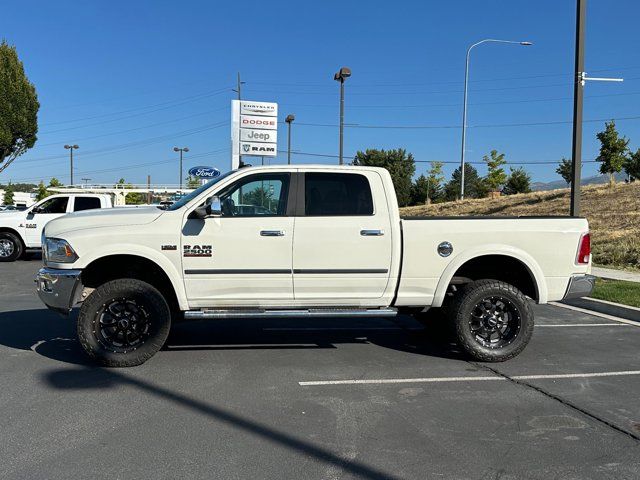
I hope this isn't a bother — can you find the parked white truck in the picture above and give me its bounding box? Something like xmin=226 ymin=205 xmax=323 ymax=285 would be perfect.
xmin=35 ymin=165 xmax=594 ymax=366
xmin=0 ymin=193 xmax=112 ymax=262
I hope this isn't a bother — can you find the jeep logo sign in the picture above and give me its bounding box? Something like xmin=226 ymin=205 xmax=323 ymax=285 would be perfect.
xmin=188 ymin=166 xmax=221 ymax=178
xmin=240 ymin=128 xmax=278 ymax=143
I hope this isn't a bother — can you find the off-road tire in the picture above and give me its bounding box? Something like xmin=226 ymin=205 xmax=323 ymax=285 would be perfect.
xmin=77 ymin=278 xmax=171 ymax=367
xmin=0 ymin=232 xmax=23 ymax=262
xmin=449 ymin=279 xmax=534 ymax=362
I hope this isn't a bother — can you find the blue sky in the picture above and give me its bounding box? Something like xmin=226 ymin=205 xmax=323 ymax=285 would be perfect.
xmin=2 ymin=0 xmax=639 ymax=186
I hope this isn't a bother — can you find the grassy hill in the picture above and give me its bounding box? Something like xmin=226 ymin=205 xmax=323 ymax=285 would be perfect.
xmin=400 ymin=182 xmax=640 ymax=271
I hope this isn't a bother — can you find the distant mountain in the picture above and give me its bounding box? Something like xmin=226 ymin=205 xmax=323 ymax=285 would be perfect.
xmin=531 ymin=172 xmax=628 ymax=191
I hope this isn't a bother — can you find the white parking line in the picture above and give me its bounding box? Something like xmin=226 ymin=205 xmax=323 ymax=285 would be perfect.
xmin=550 ymin=301 xmax=640 ymax=327
xmin=263 ymin=327 xmax=417 ymax=331
xmin=537 ymin=323 xmax=627 ymax=327
xmin=299 ymin=370 xmax=640 ymax=386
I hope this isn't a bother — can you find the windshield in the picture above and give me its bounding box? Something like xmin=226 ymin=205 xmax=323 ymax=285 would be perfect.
xmin=165 ymin=170 xmax=236 ymax=211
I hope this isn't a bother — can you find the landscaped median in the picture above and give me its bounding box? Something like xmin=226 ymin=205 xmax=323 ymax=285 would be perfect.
xmin=591 ymin=278 xmax=640 ymax=308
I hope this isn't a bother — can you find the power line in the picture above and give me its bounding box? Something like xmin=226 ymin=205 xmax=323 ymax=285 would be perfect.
xmin=287 ymin=114 xmax=640 ymax=130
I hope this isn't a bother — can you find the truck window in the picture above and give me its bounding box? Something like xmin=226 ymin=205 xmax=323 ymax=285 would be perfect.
xmin=74 ymin=197 xmax=102 ymax=212
xmin=219 ymin=173 xmax=289 ymax=217
xmin=36 ymin=197 xmax=68 ymax=214
xmin=305 ymin=173 xmax=373 ymax=216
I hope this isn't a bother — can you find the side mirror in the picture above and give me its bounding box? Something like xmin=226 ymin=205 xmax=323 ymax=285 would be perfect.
xmin=191 ymin=196 xmax=222 ymax=220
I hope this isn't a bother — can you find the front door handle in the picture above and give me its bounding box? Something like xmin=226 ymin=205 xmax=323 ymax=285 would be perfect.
xmin=260 ymin=230 xmax=285 ymax=237
xmin=360 ymin=229 xmax=384 ymax=236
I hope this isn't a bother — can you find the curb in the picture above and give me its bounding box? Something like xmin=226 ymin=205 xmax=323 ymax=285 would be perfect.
xmin=562 ymin=297 xmax=640 ymax=324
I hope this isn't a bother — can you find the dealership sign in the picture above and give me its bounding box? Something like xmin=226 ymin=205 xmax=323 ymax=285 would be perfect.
xmin=231 ymin=100 xmax=278 ymax=169
xmin=188 ymin=166 xmax=221 ymax=178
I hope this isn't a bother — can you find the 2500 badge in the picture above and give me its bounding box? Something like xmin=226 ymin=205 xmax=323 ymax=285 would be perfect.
xmin=183 ymin=245 xmax=212 ymax=257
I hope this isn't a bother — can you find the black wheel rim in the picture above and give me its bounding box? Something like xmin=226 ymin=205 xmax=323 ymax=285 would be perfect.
xmin=469 ymin=296 xmax=521 ymax=349
xmin=0 ymin=239 xmax=15 ymax=258
xmin=96 ymin=298 xmax=152 ymax=352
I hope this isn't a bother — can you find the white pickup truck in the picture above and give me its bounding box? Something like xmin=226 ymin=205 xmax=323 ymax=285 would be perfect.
xmin=0 ymin=193 xmax=112 ymax=262
xmin=35 ymin=165 xmax=594 ymax=366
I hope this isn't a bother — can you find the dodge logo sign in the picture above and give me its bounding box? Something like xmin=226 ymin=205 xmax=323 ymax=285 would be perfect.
xmin=188 ymin=166 xmax=220 ymax=178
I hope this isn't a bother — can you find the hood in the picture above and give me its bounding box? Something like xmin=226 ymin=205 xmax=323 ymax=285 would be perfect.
xmin=44 ymin=206 xmax=164 ymax=237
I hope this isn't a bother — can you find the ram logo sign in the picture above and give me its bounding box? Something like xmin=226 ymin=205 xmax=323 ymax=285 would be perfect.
xmin=188 ymin=166 xmax=220 ymax=179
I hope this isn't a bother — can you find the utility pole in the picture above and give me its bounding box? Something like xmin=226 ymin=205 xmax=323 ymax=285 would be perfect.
xmin=232 ymin=72 xmax=245 ymax=166
xmin=147 ymin=175 xmax=152 ymax=204
xmin=64 ymin=144 xmax=79 ymax=185
xmin=570 ymin=0 xmax=586 ymax=217
xmin=569 ymin=0 xmax=623 ymax=216
xmin=81 ymin=177 xmax=91 ymax=187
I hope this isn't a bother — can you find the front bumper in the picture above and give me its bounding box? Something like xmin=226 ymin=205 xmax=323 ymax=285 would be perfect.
xmin=35 ymin=267 xmax=83 ymax=315
xmin=563 ymin=274 xmax=596 ymax=300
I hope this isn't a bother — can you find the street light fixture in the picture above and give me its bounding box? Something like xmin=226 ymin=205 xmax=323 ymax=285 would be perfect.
xmin=285 ymin=114 xmax=295 ymax=165
xmin=173 ymin=146 xmax=189 ymax=189
xmin=334 ymin=67 xmax=351 ymax=165
xmin=459 ymin=39 xmax=532 ymax=200
xmin=64 ymin=144 xmax=79 ymax=185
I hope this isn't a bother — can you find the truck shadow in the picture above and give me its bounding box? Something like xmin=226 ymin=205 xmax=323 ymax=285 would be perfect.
xmin=0 ymin=308 xmax=465 ymax=366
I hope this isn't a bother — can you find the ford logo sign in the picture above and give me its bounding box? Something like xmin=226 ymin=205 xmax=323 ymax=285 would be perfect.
xmin=188 ymin=166 xmax=220 ymax=179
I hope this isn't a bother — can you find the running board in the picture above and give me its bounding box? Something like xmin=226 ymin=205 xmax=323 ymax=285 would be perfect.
xmin=184 ymin=308 xmax=398 ymax=320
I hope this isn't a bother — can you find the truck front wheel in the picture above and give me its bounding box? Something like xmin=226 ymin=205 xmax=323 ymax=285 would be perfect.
xmin=449 ymin=279 xmax=534 ymax=362
xmin=0 ymin=232 xmax=23 ymax=262
xmin=77 ymin=278 xmax=171 ymax=367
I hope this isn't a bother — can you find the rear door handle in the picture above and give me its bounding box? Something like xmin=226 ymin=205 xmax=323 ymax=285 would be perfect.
xmin=260 ymin=230 xmax=285 ymax=237
xmin=360 ymin=229 xmax=384 ymax=236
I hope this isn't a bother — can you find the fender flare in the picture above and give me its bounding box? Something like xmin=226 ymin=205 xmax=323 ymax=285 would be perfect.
xmin=79 ymin=244 xmax=189 ymax=311
xmin=431 ymin=244 xmax=548 ymax=307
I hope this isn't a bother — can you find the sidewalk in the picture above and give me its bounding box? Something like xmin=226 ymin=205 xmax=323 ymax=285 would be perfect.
xmin=592 ymin=266 xmax=640 ymax=283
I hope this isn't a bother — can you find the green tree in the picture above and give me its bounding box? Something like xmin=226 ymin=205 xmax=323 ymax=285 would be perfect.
xmin=353 ymin=148 xmax=415 ymax=207
xmin=596 ymin=121 xmax=629 ymax=185
xmin=2 ymin=183 xmax=14 ymax=205
xmin=0 ymin=41 xmax=39 ymax=174
xmin=624 ymin=148 xmax=640 ymax=182
xmin=483 ymin=150 xmax=508 ymax=192
xmin=35 ymin=180 xmax=49 ymax=201
xmin=444 ymin=163 xmax=488 ymax=201
xmin=186 ymin=175 xmax=201 ymax=189
xmin=503 ymin=167 xmax=532 ymax=195
xmin=556 ymin=157 xmax=573 ymax=185
xmin=116 ymin=178 xmax=145 ymax=205
xmin=48 ymin=177 xmax=62 ymax=187
xmin=410 ymin=175 xmax=430 ymax=205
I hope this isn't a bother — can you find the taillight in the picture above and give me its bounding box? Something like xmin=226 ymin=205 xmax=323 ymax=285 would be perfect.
xmin=576 ymin=233 xmax=591 ymax=265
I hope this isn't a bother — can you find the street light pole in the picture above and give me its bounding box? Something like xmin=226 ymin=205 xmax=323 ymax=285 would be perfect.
xmin=334 ymin=67 xmax=351 ymax=165
xmin=173 ymin=147 xmax=189 ymax=188
xmin=459 ymin=39 xmax=532 ymax=200
xmin=64 ymin=144 xmax=79 ymax=185
xmin=285 ymin=114 xmax=295 ymax=165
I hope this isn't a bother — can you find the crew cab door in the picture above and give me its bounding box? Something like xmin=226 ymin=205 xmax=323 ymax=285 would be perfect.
xmin=25 ymin=196 xmax=71 ymax=245
xmin=181 ymin=172 xmax=295 ymax=306
xmin=292 ymin=171 xmax=393 ymax=301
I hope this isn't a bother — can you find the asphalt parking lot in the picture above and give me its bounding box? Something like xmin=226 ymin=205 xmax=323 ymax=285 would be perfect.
xmin=1 ymin=257 xmax=639 ymax=480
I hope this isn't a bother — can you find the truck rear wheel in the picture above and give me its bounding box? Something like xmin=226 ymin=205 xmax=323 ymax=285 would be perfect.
xmin=449 ymin=279 xmax=533 ymax=362
xmin=77 ymin=278 xmax=171 ymax=367
xmin=0 ymin=232 xmax=22 ymax=262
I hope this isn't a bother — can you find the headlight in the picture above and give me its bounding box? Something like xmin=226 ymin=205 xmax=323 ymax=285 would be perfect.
xmin=44 ymin=238 xmax=79 ymax=263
